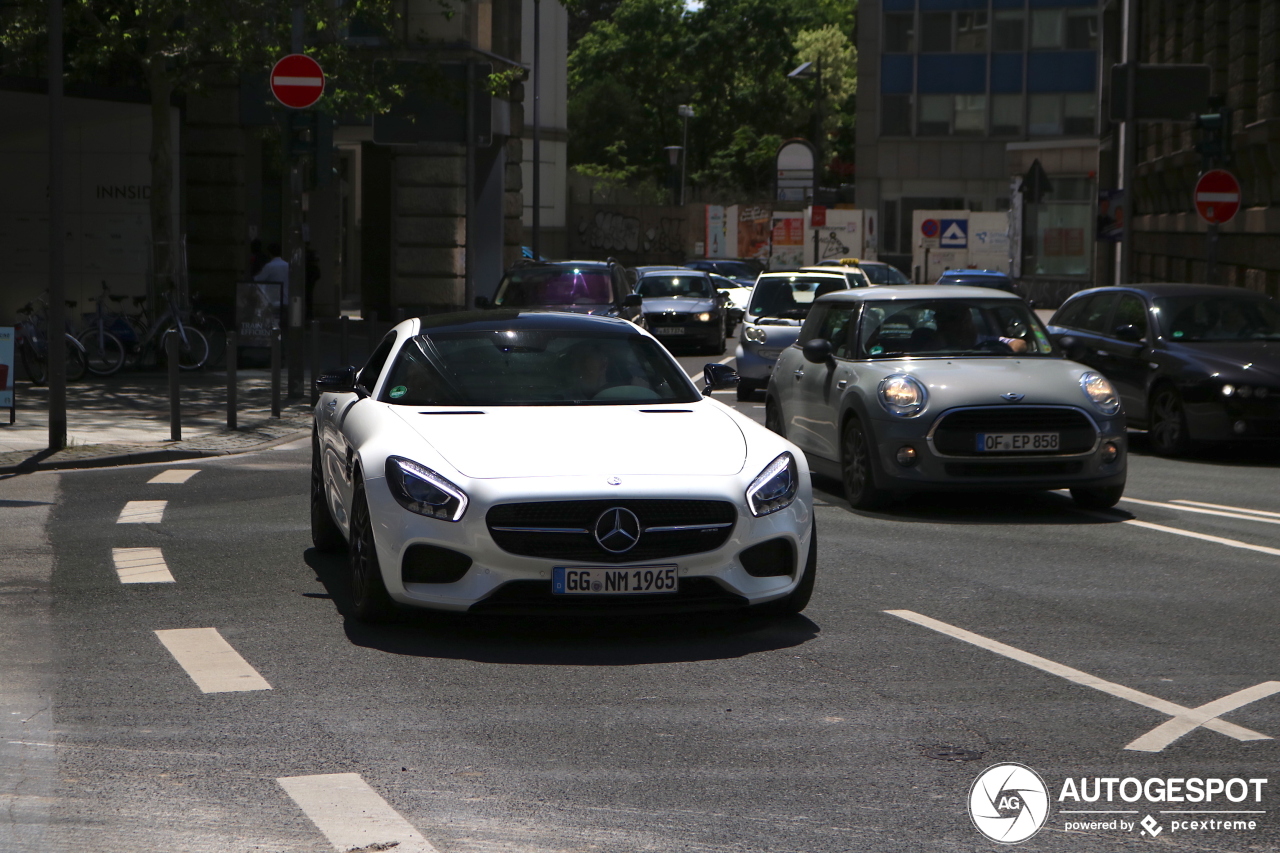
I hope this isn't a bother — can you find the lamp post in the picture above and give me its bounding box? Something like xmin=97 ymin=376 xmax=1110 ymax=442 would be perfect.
xmin=677 ymin=104 xmax=694 ymax=206
xmin=664 ymin=145 xmax=682 ymax=207
xmin=787 ymin=58 xmax=823 ymax=189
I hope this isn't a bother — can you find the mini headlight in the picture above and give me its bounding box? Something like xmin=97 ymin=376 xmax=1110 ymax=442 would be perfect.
xmin=385 ymin=456 xmax=468 ymax=521
xmin=1080 ymin=372 xmax=1121 ymax=415
xmin=697 ymin=312 xmax=713 ymax=323
xmin=877 ymin=374 xmax=928 ymax=417
xmin=746 ymin=452 xmax=799 ymax=517
xmin=744 ymin=326 xmax=767 ymax=344
xmin=1221 ymin=384 xmax=1236 ymax=397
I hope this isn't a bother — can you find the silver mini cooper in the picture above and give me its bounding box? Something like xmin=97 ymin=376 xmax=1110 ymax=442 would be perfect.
xmin=765 ymin=286 xmax=1127 ymax=510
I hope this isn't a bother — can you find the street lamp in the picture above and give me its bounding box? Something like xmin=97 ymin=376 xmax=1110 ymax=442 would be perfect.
xmin=664 ymin=145 xmax=682 ymax=207
xmin=677 ymin=104 xmax=695 ymax=206
xmin=788 ymin=59 xmax=823 ymax=187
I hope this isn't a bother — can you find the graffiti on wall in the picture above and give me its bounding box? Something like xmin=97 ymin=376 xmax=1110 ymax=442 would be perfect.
xmin=572 ymin=207 xmax=689 ymax=259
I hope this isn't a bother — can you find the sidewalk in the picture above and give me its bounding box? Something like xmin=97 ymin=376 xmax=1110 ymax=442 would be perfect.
xmin=0 ymin=369 xmax=315 ymax=475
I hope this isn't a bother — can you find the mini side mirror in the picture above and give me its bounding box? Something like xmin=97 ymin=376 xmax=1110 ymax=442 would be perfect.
xmin=702 ymin=362 xmax=740 ymax=396
xmin=316 ymin=366 xmax=358 ymax=394
xmin=1114 ymin=324 xmax=1143 ymax=343
xmin=802 ymin=338 xmax=833 ymax=364
xmin=474 ymin=295 xmax=491 ymax=309
xmin=1057 ymin=335 xmax=1087 ymax=362
xmin=622 ymin=293 xmax=643 ymax=308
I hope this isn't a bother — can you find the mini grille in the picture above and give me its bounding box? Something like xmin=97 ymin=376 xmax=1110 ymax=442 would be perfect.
xmin=486 ymin=499 xmax=737 ymax=563
xmin=944 ymin=460 xmax=1085 ymax=477
xmin=932 ymin=407 xmax=1097 ymax=456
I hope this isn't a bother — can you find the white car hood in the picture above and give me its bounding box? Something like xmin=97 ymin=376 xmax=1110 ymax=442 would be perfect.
xmin=390 ymin=404 xmax=748 ymax=479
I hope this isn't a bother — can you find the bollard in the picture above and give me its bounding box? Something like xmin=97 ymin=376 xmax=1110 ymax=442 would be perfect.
xmin=167 ymin=330 xmax=181 ymax=441
xmin=226 ymin=330 xmax=238 ymax=431
xmin=270 ymin=328 xmax=281 ymax=419
xmin=339 ymin=315 xmax=350 ymax=367
xmin=367 ymin=309 xmax=379 ymax=353
xmin=309 ymin=319 xmax=320 ymax=406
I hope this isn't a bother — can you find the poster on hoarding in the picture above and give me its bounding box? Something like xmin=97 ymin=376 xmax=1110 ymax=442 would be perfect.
xmin=737 ymin=205 xmax=772 ymax=261
xmin=236 ymin=282 xmax=283 ymax=347
xmin=0 ymin=325 xmax=14 ymax=422
xmin=769 ymin=213 xmax=805 ymax=270
xmin=705 ymin=205 xmax=726 ymax=258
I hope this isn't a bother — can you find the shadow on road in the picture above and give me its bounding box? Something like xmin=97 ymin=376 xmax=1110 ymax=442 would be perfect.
xmin=303 ymin=549 xmax=820 ymax=665
xmin=1126 ymin=429 xmax=1280 ymax=466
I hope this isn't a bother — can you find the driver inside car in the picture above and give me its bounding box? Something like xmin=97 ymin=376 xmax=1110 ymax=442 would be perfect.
xmin=928 ymin=303 xmax=1028 ymax=353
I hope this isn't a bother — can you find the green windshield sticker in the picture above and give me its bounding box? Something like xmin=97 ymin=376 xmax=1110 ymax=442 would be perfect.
xmin=1033 ymin=327 xmax=1051 ymax=350
xmin=870 ymin=345 xmax=883 ymax=355
xmin=1172 ymin=330 xmax=1184 ymax=338
xmin=389 ymin=385 xmax=407 ymax=399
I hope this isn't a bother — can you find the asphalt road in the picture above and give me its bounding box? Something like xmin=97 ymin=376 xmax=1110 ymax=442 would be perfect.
xmin=3 ymin=337 xmax=1279 ymax=853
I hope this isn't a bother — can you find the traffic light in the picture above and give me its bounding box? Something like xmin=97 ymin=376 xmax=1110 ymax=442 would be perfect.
xmin=1195 ymin=106 xmax=1232 ymax=168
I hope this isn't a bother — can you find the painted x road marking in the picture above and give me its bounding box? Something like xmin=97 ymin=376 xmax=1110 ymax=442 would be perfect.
xmin=887 ymin=610 xmax=1280 ymax=752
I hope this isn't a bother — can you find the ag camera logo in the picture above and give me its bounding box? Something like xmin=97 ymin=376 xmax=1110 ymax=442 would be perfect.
xmin=969 ymin=763 xmax=1050 ymax=844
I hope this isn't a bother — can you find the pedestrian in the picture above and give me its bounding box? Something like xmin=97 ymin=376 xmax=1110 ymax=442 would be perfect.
xmin=254 ymin=243 xmax=289 ymax=284
xmin=248 ymin=238 xmax=269 ymax=278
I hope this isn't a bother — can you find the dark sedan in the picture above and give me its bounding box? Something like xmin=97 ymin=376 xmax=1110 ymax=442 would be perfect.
xmin=635 ymin=270 xmax=728 ymax=354
xmin=1047 ymin=284 xmax=1280 ymax=455
xmin=479 ymin=260 xmax=644 ymax=326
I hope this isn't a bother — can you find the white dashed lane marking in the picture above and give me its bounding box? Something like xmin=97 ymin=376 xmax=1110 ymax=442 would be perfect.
xmin=1122 ymin=496 xmax=1280 ymax=527
xmin=148 ymin=469 xmax=199 ymax=484
xmin=117 ymin=500 xmax=167 ymax=523
xmin=112 ymin=548 xmax=174 ymax=584
xmin=154 ymin=628 xmax=271 ymax=693
xmin=1122 ymin=519 xmax=1280 ymax=558
xmin=886 ymin=609 xmax=1277 ymax=752
xmin=1172 ymin=498 xmax=1280 ymax=520
xmin=278 ymin=773 xmax=438 ymax=853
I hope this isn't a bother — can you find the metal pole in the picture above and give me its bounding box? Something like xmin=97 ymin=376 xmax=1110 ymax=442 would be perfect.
xmin=286 ymin=3 xmax=306 ymax=398
xmin=1206 ymin=222 xmax=1219 ymax=285
xmin=47 ymin=0 xmax=66 ymax=451
xmin=464 ymin=60 xmax=477 ymax=311
xmin=531 ymin=0 xmax=541 ymax=259
xmin=1118 ymin=0 xmax=1139 ymax=285
xmin=339 ymin=314 xmax=350 ymax=366
xmin=226 ymin=330 xmax=238 ymax=430
xmin=270 ymin=329 xmax=281 ymax=418
xmin=167 ymin=330 xmax=181 ymax=441
xmin=309 ymin=318 xmax=320 ymax=405
xmin=680 ymin=113 xmax=688 ymax=207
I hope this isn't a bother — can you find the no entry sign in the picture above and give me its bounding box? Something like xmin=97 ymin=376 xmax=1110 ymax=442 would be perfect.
xmin=1194 ymin=169 xmax=1241 ymax=225
xmin=270 ymin=54 xmax=325 ymax=110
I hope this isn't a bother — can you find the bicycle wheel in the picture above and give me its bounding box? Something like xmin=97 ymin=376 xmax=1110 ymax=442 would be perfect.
xmin=65 ymin=339 xmax=88 ymax=382
xmin=77 ymin=328 xmax=126 ymax=376
xmin=161 ymin=326 xmax=209 ymax=370
xmin=195 ymin=315 xmax=227 ymax=368
xmin=20 ymin=343 xmax=47 ymax=385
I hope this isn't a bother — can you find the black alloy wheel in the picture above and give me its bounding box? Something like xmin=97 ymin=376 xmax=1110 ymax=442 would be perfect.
xmin=1070 ymin=484 xmax=1126 ymax=509
xmin=753 ymin=522 xmax=817 ymax=616
xmin=1148 ymin=385 xmax=1191 ymax=457
xmin=348 ymin=477 xmax=397 ymax=622
xmin=310 ymin=427 xmax=346 ymax=553
xmin=841 ymin=417 xmax=891 ymax=511
xmin=765 ymin=400 xmax=786 ymax=437
xmin=735 ymin=377 xmax=759 ymax=401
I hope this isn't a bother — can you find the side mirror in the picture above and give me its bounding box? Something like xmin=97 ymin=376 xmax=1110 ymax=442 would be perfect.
xmin=474 ymin=295 xmax=491 ymax=309
xmin=802 ymin=338 xmax=833 ymax=364
xmin=622 ymin=293 xmax=643 ymax=308
xmin=1057 ymin=335 xmax=1087 ymax=362
xmin=1114 ymin=324 xmax=1143 ymax=343
xmin=316 ymin=366 xmax=358 ymax=394
xmin=702 ymin=362 xmax=740 ymax=396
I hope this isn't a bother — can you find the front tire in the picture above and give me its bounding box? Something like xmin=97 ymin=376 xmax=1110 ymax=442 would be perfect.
xmin=310 ymin=427 xmax=346 ymax=553
xmin=348 ymin=477 xmax=396 ymax=623
xmin=841 ymin=417 xmax=891 ymax=511
xmin=1071 ymin=484 xmax=1125 ymax=510
xmin=755 ymin=524 xmax=817 ymax=616
xmin=735 ymin=377 xmax=759 ymax=401
xmin=765 ymin=399 xmax=786 ymax=437
xmin=1148 ymin=386 xmax=1191 ymax=457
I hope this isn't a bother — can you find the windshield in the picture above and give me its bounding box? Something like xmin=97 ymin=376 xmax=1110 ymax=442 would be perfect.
xmin=938 ymin=274 xmax=1015 ymax=292
xmin=637 ymin=274 xmax=714 ymax=298
xmin=860 ymin=264 xmax=911 ymax=285
xmin=858 ymin=298 xmax=1055 ymax=358
xmin=380 ymin=330 xmax=701 ymax=406
xmin=747 ymin=276 xmax=847 ymax=321
xmin=713 ymin=261 xmax=759 ymax=279
xmin=1154 ymin=295 xmax=1280 ymax=342
xmin=494 ymin=267 xmax=614 ymax=306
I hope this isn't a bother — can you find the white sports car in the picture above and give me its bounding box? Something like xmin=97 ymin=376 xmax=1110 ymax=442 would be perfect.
xmin=312 ymin=310 xmax=815 ymax=622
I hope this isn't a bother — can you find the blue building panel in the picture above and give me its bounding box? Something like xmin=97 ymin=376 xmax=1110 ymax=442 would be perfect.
xmin=920 ymin=0 xmax=987 ymax=9
xmin=918 ymin=54 xmax=987 ymax=94
xmin=990 ymin=53 xmax=1023 ymax=93
xmin=881 ymin=54 xmax=915 ymax=95
xmin=1027 ymin=52 xmax=1097 ymax=92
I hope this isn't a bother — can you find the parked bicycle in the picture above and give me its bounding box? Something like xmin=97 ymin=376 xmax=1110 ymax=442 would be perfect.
xmin=188 ymin=290 xmax=227 ymax=368
xmin=75 ymin=282 xmax=130 ymax=376
xmin=124 ymin=287 xmax=209 ymax=371
xmin=16 ymin=300 xmax=88 ymax=384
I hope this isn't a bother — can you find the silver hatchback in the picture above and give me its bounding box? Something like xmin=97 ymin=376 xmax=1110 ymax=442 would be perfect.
xmin=765 ymin=286 xmax=1127 ymax=510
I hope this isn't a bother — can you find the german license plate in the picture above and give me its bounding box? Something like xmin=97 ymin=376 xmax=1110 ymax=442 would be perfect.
xmin=976 ymin=432 xmax=1060 ymax=452
xmin=552 ymin=565 xmax=678 ymax=595
xmin=653 ymin=326 xmax=684 ymax=335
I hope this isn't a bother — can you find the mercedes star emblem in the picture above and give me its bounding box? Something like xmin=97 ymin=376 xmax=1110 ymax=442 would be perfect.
xmin=607 ymin=476 xmax=622 ymax=486
xmin=594 ymin=507 xmax=641 ymax=553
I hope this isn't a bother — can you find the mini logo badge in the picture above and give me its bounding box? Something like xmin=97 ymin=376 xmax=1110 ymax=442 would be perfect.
xmin=594 ymin=507 xmax=641 ymax=553
xmin=1001 ymin=392 xmax=1025 ymax=402
xmin=969 ymin=763 xmax=1050 ymax=844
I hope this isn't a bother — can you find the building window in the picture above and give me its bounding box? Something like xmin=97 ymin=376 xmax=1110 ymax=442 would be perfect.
xmin=1029 ymin=93 xmax=1063 ymax=135
xmin=992 ymin=94 xmax=1023 ymax=136
xmin=884 ymin=13 xmax=915 ymax=52
xmin=1030 ymin=9 xmax=1065 ymax=49
xmin=918 ymin=94 xmax=952 ymax=136
xmin=1064 ymin=93 xmax=1096 ymax=135
xmin=921 ymin=12 xmax=952 ymax=52
xmin=993 ymin=11 xmax=1025 ymax=51
xmin=954 ymin=95 xmax=987 ymax=135
xmin=955 ymin=11 xmax=988 ymax=52
xmin=1066 ymin=10 xmax=1098 ymax=50
xmin=882 ymin=94 xmax=913 ymax=136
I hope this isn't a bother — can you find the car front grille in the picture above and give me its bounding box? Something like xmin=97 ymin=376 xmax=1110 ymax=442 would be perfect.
xmin=931 ymin=406 xmax=1097 ymax=456
xmin=486 ymin=499 xmax=738 ymax=563
xmin=650 ymin=312 xmax=693 ymax=323
xmin=944 ymin=460 xmax=1085 ymax=477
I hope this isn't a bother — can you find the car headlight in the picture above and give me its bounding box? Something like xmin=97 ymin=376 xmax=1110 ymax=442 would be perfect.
xmin=746 ymin=452 xmax=799 ymax=517
xmin=744 ymin=326 xmax=766 ymax=344
xmin=877 ymin=374 xmax=928 ymax=417
xmin=1080 ymin=372 xmax=1121 ymax=415
xmin=385 ymin=456 xmax=468 ymax=521
xmin=697 ymin=311 xmax=714 ymax=323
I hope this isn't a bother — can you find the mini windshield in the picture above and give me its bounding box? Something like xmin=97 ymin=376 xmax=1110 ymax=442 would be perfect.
xmin=747 ymin=276 xmax=847 ymax=321
xmin=493 ymin=267 xmax=614 ymax=306
xmin=380 ymin=330 xmax=701 ymax=406
xmin=859 ymin=298 xmax=1055 ymax=358
xmin=637 ymin=275 xmax=714 ymax=298
xmin=938 ymin=273 xmax=1016 ymax=292
xmin=859 ymin=264 xmax=911 ymax=285
xmin=1154 ymin=295 xmax=1280 ymax=342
